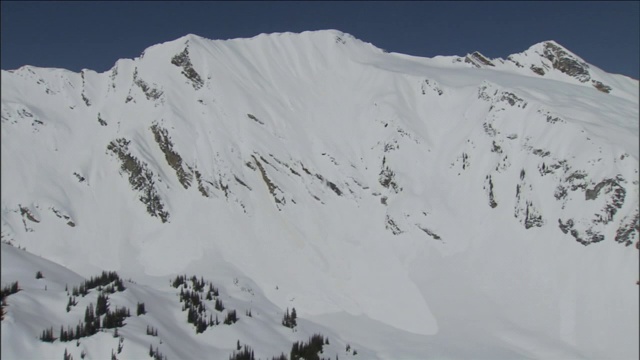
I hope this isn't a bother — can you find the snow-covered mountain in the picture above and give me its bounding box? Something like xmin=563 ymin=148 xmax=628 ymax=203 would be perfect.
xmin=2 ymin=30 xmax=638 ymax=359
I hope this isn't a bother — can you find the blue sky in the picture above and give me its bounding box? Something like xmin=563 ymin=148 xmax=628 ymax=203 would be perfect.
xmin=2 ymin=1 xmax=638 ymax=79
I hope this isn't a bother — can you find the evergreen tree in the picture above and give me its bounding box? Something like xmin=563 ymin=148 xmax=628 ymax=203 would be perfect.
xmin=291 ymin=308 xmax=297 ymax=327
xmin=137 ymin=302 xmax=146 ymax=316
xmin=85 ymin=303 xmax=95 ymax=323
xmin=282 ymin=307 xmax=297 ymax=328
xmin=96 ymin=293 xmax=109 ymax=316
xmin=40 ymin=326 xmax=55 ymax=342
xmin=224 ymin=310 xmax=238 ymax=325
xmin=215 ymin=298 xmax=225 ymax=312
xmin=229 ymin=345 xmax=255 ymax=360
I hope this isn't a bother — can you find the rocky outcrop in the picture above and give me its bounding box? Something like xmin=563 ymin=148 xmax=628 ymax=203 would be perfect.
xmin=150 ymin=124 xmax=193 ymax=189
xmin=107 ymin=138 xmax=169 ymax=223
xmin=251 ymin=155 xmax=286 ymax=208
xmin=541 ymin=42 xmax=590 ymax=82
xmin=133 ymin=68 xmax=164 ymax=101
xmin=171 ymin=46 xmax=204 ymax=90
xmin=465 ymin=51 xmax=495 ymax=68
xmin=592 ymin=80 xmax=612 ymax=93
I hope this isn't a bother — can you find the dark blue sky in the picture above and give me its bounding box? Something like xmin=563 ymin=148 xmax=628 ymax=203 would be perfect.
xmin=2 ymin=1 xmax=638 ymax=79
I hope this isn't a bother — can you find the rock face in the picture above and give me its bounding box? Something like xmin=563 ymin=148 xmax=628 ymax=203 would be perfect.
xmin=541 ymin=41 xmax=591 ymax=82
xmin=504 ymin=40 xmax=623 ymax=94
xmin=1 ymin=31 xmax=638 ymax=360
xmin=107 ymin=138 xmax=170 ymax=223
xmin=465 ymin=51 xmax=495 ymax=68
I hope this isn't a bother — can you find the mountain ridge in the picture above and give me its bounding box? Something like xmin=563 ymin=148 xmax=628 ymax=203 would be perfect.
xmin=2 ymin=30 xmax=638 ymax=359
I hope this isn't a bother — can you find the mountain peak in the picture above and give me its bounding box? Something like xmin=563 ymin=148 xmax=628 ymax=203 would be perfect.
xmin=503 ymin=40 xmax=618 ymax=92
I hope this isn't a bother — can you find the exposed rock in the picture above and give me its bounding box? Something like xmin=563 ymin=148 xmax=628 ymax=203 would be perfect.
xmin=484 ymin=175 xmax=498 ymax=208
xmin=150 ymin=124 xmax=193 ymax=189
xmin=247 ymin=113 xmax=264 ymax=125
xmin=615 ymin=210 xmax=640 ymax=246
xmin=107 ymin=138 xmax=169 ymax=223
xmin=477 ymin=83 xmax=497 ymax=101
xmin=233 ymin=175 xmax=252 ymax=191
xmin=554 ymin=185 xmax=568 ymax=200
xmin=417 ymin=225 xmax=442 ymax=240
xmin=587 ymin=177 xmax=626 ymax=225
xmin=251 ymin=155 xmax=285 ymax=207
xmin=19 ymin=205 xmax=39 ymax=223
xmin=51 ymin=207 xmax=76 ymax=227
xmin=592 ymin=80 xmax=612 ymax=93
xmin=73 ymin=172 xmax=86 ymax=183
xmin=542 ymin=42 xmax=591 ymax=82
xmin=421 ymin=79 xmax=443 ymax=96
xmin=459 ymin=152 xmax=470 ymax=171
xmin=171 ymin=46 xmax=204 ymax=90
xmin=483 ymin=122 xmax=497 ymax=137
xmin=97 ymin=113 xmax=107 ymax=126
xmin=379 ymin=159 xmax=401 ymax=193
xmin=465 ymin=51 xmax=495 ymax=68
xmin=559 ymin=217 xmax=605 ymax=246
xmin=532 ymin=149 xmax=550 ymax=157
xmin=385 ymin=215 xmax=403 ymax=235
xmin=530 ymin=65 xmax=545 ymax=76
xmin=514 ymin=171 xmax=544 ymax=229
xmin=500 ymin=91 xmax=527 ymax=108
xmin=491 ymin=140 xmax=502 ymax=153
xmin=194 ymin=170 xmax=212 ymax=198
xmin=133 ymin=68 xmax=163 ymax=101
xmin=80 ymin=71 xmax=91 ymax=107
xmin=522 ymin=201 xmax=544 ymax=229
xmin=565 ymin=170 xmax=588 ymax=191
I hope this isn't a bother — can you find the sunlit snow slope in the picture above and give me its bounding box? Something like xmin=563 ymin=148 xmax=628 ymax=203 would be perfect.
xmin=2 ymin=30 xmax=638 ymax=359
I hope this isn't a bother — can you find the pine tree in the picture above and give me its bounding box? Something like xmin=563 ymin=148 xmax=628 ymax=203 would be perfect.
xmin=291 ymin=307 xmax=297 ymax=327
xmin=117 ymin=336 xmax=124 ymax=353
xmin=85 ymin=303 xmax=95 ymax=323
xmin=282 ymin=308 xmax=290 ymax=327
xmin=40 ymin=326 xmax=55 ymax=342
xmin=224 ymin=310 xmax=238 ymax=325
xmin=215 ymin=298 xmax=225 ymax=312
xmin=96 ymin=293 xmax=109 ymax=316
xmin=282 ymin=307 xmax=297 ymax=328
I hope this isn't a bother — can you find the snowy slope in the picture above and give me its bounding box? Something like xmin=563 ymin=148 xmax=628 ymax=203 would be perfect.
xmin=2 ymin=30 xmax=638 ymax=359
